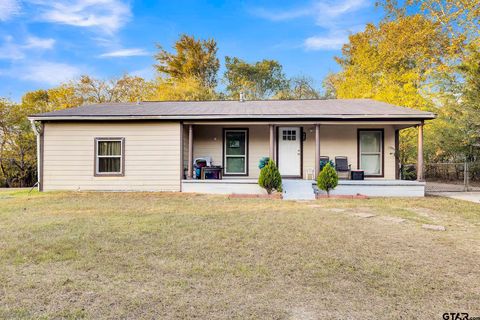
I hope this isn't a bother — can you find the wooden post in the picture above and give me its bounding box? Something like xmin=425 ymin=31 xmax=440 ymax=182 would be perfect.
xmin=315 ymin=124 xmax=320 ymax=179
xmin=187 ymin=124 xmax=193 ymax=179
xmin=417 ymin=122 xmax=424 ymax=181
xmin=269 ymin=124 xmax=274 ymax=161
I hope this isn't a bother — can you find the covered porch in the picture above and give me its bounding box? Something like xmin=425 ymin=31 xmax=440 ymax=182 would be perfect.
xmin=181 ymin=120 xmax=426 ymax=197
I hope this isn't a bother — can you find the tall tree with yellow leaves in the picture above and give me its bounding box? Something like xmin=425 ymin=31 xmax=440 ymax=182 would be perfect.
xmin=329 ymin=15 xmax=459 ymax=163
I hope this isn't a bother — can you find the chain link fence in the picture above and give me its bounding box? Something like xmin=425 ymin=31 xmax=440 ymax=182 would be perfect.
xmin=420 ymin=162 xmax=480 ymax=192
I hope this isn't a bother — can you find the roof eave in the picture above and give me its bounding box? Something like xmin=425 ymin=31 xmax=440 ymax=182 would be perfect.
xmin=28 ymin=114 xmax=436 ymax=121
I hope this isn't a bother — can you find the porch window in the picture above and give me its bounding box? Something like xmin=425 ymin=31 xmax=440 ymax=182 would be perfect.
xmin=359 ymin=130 xmax=383 ymax=176
xmin=95 ymin=138 xmax=125 ymax=176
xmin=224 ymin=129 xmax=248 ymax=175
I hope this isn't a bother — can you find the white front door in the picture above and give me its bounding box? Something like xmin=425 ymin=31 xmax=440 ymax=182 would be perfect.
xmin=278 ymin=127 xmax=301 ymax=177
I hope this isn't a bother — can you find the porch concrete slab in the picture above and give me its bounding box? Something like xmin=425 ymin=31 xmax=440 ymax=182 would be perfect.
xmin=429 ymin=192 xmax=480 ymax=204
xmin=314 ymin=180 xmax=426 ymax=197
xmin=422 ymin=224 xmax=446 ymax=231
xmin=282 ymin=180 xmax=315 ymax=200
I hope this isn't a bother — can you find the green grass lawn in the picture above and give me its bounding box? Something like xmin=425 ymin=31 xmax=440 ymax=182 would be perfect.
xmin=0 ymin=190 xmax=479 ymax=319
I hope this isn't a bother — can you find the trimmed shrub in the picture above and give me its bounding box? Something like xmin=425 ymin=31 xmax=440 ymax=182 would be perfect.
xmin=317 ymin=162 xmax=338 ymax=197
xmin=258 ymin=160 xmax=282 ymax=194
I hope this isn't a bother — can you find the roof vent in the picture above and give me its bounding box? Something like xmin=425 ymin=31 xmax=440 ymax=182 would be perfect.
xmin=239 ymin=92 xmax=245 ymax=102
xmin=136 ymin=98 xmax=141 ymax=105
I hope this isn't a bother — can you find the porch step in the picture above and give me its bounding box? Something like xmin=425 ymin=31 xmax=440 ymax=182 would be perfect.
xmin=282 ymin=179 xmax=316 ymax=200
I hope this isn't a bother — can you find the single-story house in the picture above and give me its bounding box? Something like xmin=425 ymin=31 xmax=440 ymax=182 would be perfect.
xmin=28 ymin=99 xmax=435 ymax=197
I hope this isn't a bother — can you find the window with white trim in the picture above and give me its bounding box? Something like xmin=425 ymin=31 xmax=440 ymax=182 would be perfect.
xmin=95 ymin=138 xmax=124 ymax=176
xmin=224 ymin=129 xmax=248 ymax=175
xmin=359 ymin=130 xmax=383 ymax=176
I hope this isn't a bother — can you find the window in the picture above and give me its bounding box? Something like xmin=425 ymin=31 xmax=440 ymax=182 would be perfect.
xmin=224 ymin=129 xmax=248 ymax=175
xmin=282 ymin=129 xmax=297 ymax=141
xmin=95 ymin=138 xmax=125 ymax=176
xmin=359 ymin=130 xmax=383 ymax=176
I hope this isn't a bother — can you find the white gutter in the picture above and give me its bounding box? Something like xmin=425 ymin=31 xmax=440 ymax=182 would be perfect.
xmin=29 ymin=119 xmax=41 ymax=191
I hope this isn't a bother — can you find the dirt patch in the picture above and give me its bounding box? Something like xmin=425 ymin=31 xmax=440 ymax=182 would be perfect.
xmin=353 ymin=212 xmax=376 ymax=218
xmin=327 ymin=208 xmax=346 ymax=213
xmin=422 ymin=224 xmax=446 ymax=231
xmin=380 ymin=216 xmax=406 ymax=223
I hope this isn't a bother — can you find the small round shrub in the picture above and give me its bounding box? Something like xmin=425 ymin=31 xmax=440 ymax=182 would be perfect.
xmin=317 ymin=162 xmax=338 ymax=197
xmin=258 ymin=160 xmax=282 ymax=194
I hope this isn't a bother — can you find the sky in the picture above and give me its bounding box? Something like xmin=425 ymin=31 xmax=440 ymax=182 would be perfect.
xmin=0 ymin=0 xmax=384 ymax=101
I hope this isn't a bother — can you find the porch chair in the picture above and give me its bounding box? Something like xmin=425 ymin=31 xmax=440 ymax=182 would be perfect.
xmin=319 ymin=156 xmax=330 ymax=171
xmin=335 ymin=156 xmax=351 ymax=180
xmin=193 ymin=156 xmax=212 ymax=179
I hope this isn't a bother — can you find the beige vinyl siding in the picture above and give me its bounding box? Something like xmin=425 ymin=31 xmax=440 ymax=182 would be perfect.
xmin=303 ymin=124 xmax=396 ymax=179
xmin=191 ymin=125 xmax=269 ymax=178
xmin=43 ymin=121 xmax=181 ymax=191
xmin=190 ymin=124 xmax=396 ymax=180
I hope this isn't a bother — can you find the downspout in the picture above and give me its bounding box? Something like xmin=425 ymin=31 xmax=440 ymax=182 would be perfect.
xmin=29 ymin=119 xmax=42 ymax=191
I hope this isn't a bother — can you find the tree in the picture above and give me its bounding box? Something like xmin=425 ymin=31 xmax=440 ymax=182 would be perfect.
xmin=224 ymin=57 xmax=288 ymax=100
xmin=322 ymin=73 xmax=339 ymax=99
xmin=276 ymin=76 xmax=321 ymax=100
xmin=155 ymin=34 xmax=220 ymax=89
xmin=329 ymin=15 xmax=457 ymax=163
xmin=0 ymin=99 xmax=37 ymax=187
xmin=22 ymin=84 xmax=82 ymax=113
xmin=333 ymin=15 xmax=451 ymax=110
xmin=316 ymin=163 xmax=338 ymax=197
xmin=379 ymin=0 xmax=480 ymax=50
xmin=258 ymin=160 xmax=282 ymax=194
xmin=151 ymin=76 xmax=218 ymax=101
xmin=75 ymin=75 xmax=156 ymax=104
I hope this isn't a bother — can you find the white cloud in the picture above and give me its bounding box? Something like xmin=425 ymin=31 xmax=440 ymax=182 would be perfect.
xmin=250 ymin=7 xmax=311 ymax=22
xmin=29 ymin=0 xmax=131 ymax=34
xmin=0 ymin=35 xmax=56 ymax=60
xmin=251 ymin=0 xmax=371 ymax=51
xmin=319 ymin=0 xmax=368 ymax=18
xmin=14 ymin=61 xmax=82 ymax=85
xmin=24 ymin=36 xmax=56 ymax=49
xmin=0 ymin=36 xmax=25 ymax=60
xmin=99 ymin=48 xmax=149 ymax=58
xmin=251 ymin=0 xmax=368 ymax=23
xmin=0 ymin=0 xmax=20 ymax=21
xmin=304 ymin=32 xmax=349 ymax=50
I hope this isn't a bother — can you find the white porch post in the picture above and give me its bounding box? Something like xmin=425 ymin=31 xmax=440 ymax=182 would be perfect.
xmin=187 ymin=124 xmax=193 ymax=179
xmin=395 ymin=129 xmax=400 ymax=180
xmin=269 ymin=124 xmax=274 ymax=161
xmin=417 ymin=121 xmax=424 ymax=181
xmin=315 ymin=124 xmax=320 ymax=178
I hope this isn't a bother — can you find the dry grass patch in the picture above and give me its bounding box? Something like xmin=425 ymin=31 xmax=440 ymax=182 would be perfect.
xmin=0 ymin=190 xmax=479 ymax=319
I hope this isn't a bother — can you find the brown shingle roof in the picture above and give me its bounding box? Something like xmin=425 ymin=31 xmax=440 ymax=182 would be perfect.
xmin=29 ymin=99 xmax=436 ymax=120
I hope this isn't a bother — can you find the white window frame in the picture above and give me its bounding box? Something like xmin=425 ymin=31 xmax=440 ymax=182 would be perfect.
xmin=358 ymin=130 xmax=383 ymax=177
xmin=94 ymin=137 xmax=125 ymax=176
xmin=223 ymin=129 xmax=248 ymax=175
